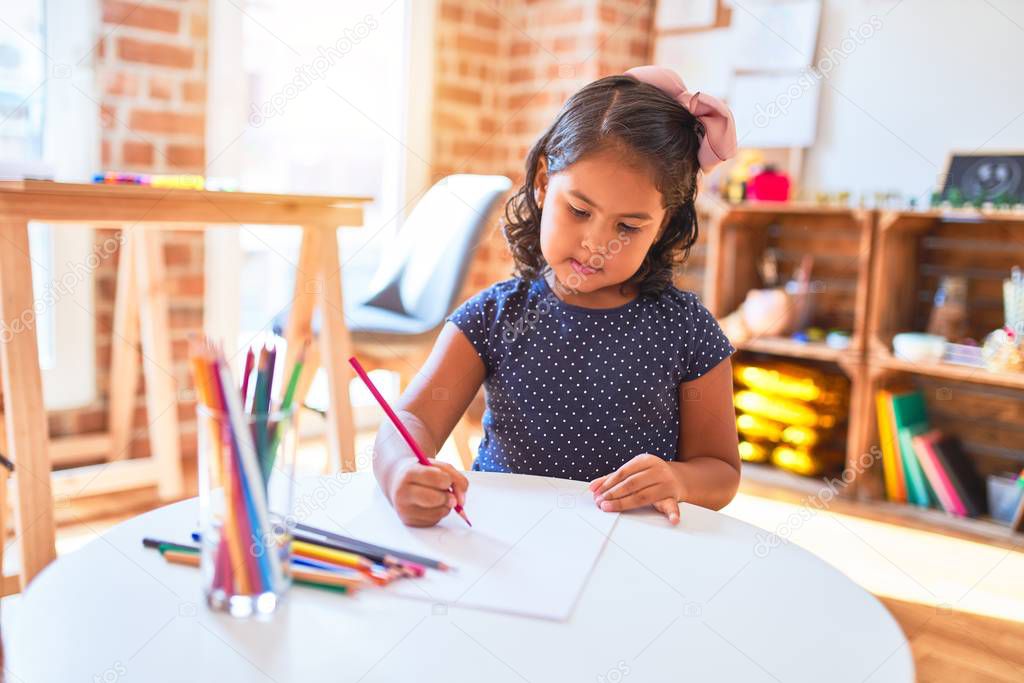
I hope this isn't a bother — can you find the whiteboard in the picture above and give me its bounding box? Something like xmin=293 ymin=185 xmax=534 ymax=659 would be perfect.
xmin=655 ymin=0 xmax=718 ymax=30
xmin=729 ymin=72 xmax=821 ymax=148
xmin=730 ymin=0 xmax=821 ymax=71
xmin=654 ymin=27 xmax=735 ymax=96
xmin=339 ymin=472 xmax=620 ymax=621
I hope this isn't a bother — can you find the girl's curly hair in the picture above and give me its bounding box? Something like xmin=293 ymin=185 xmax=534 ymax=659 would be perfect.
xmin=502 ymin=74 xmax=705 ymax=298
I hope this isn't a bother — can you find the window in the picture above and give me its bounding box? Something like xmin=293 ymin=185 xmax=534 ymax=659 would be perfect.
xmin=1 ymin=0 xmax=99 ymax=409
xmin=235 ymin=0 xmax=419 ymax=341
xmin=206 ymin=0 xmax=433 ymax=358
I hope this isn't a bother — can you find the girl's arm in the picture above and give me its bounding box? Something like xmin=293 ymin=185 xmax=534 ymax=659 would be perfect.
xmin=590 ymin=357 xmax=741 ymax=519
xmin=671 ymin=356 xmax=741 ymax=510
xmin=372 ymin=322 xmax=486 ymax=524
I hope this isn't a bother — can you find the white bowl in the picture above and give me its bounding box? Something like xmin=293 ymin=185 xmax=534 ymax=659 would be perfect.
xmin=892 ymin=332 xmax=947 ymax=363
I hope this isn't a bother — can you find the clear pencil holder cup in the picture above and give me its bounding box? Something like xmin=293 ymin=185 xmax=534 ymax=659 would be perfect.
xmin=197 ymin=405 xmax=297 ymax=617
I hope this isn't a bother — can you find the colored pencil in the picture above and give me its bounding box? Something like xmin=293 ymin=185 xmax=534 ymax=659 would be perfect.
xmin=292 ymin=539 xmax=375 ymax=571
xmin=347 ymin=355 xmax=472 ymax=527
xmin=190 ymin=337 xmax=285 ymax=596
xmin=189 ymin=339 xmax=251 ymax=595
xmin=215 ymin=353 xmax=281 ymax=592
xmin=281 ymin=339 xmax=308 ymax=411
xmin=142 ymin=537 xmax=199 ymax=553
xmin=192 ymin=528 xmax=423 ymax=579
xmin=252 ymin=345 xmax=272 ymax=474
xmin=294 ymin=522 xmax=448 ymax=571
xmin=264 ymin=339 xmax=305 ymax=478
xmin=147 ymin=539 xmax=368 ymax=590
xmin=293 ymin=531 xmax=425 ymax=577
xmin=160 ymin=550 xmax=361 ymax=593
xmin=240 ymin=347 xmax=255 ymax=408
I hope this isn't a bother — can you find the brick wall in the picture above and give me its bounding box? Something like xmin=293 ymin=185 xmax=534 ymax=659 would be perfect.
xmin=433 ymin=0 xmax=654 ymax=295
xmin=47 ymin=0 xmax=209 ymax=464
xmin=46 ymin=0 xmax=652 ymax=462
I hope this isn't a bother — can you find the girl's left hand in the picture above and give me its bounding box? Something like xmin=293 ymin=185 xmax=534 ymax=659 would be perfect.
xmin=589 ymin=453 xmax=683 ymax=524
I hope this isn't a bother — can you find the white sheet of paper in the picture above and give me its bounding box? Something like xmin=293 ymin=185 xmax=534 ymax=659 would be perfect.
xmin=655 ymin=0 xmax=717 ymax=30
xmin=339 ymin=473 xmax=620 ymax=621
xmin=730 ymin=72 xmax=821 ymax=148
xmin=654 ymin=27 xmax=736 ymax=98
xmin=731 ymin=0 xmax=821 ymax=71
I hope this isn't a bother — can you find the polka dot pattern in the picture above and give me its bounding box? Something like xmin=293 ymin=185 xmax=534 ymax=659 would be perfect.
xmin=445 ymin=275 xmax=735 ymax=482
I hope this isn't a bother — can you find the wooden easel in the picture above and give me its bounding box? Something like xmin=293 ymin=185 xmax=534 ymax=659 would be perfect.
xmin=0 ymin=180 xmax=370 ymax=590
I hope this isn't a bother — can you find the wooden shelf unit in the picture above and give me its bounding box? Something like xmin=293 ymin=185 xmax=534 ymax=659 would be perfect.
xmin=701 ymin=201 xmax=874 ymax=496
xmin=863 ymin=210 xmax=1024 ymax=532
xmin=700 ymin=202 xmax=1024 ymax=539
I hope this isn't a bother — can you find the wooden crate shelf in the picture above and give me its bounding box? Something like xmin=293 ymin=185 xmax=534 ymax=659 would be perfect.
xmin=866 ymin=211 xmax=1024 ymax=533
xmin=872 ymin=351 xmax=1024 ymax=391
xmin=740 ymin=460 xmax=1022 ymax=550
xmin=702 ymin=201 xmax=874 ymax=499
xmin=735 ymin=336 xmax=858 ymax=364
xmin=704 ymin=203 xmax=1024 ymax=540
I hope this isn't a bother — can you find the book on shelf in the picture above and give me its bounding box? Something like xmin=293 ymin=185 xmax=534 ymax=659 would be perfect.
xmin=875 ymin=389 xmax=908 ymax=503
xmin=897 ymin=422 xmax=936 ymax=507
xmin=930 ymin=434 xmax=988 ymax=517
xmin=911 ymin=430 xmax=967 ymax=516
xmin=874 ymin=393 xmax=990 ymax=518
xmin=889 ymin=390 xmax=936 ymax=508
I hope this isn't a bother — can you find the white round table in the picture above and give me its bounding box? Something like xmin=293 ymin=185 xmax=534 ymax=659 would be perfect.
xmin=5 ymin=472 xmax=912 ymax=682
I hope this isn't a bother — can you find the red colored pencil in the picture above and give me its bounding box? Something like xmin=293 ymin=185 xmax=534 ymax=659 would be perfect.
xmin=240 ymin=347 xmax=255 ymax=408
xmin=348 ymin=356 xmax=472 ymax=527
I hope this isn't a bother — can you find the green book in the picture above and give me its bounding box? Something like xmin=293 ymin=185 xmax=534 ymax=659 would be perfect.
xmin=890 ymin=391 xmax=935 ymax=508
xmin=897 ymin=423 xmax=935 ymax=507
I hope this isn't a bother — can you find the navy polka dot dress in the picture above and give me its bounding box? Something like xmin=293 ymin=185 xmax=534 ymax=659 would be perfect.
xmin=445 ymin=275 xmax=735 ymax=482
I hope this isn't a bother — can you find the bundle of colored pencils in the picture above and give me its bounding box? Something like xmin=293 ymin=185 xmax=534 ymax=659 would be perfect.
xmin=144 ymin=521 xmax=452 ymax=595
xmin=184 ymin=337 xmax=453 ymax=601
xmin=188 ymin=337 xmax=307 ymax=598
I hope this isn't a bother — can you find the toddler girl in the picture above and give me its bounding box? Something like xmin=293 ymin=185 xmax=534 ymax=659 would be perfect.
xmin=373 ymin=66 xmax=741 ymax=526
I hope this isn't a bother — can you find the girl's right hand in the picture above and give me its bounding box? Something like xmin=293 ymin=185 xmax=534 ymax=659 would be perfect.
xmin=387 ymin=459 xmax=469 ymax=527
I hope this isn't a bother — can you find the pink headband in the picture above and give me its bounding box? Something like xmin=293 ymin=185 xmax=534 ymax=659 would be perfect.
xmin=625 ymin=65 xmax=738 ymax=174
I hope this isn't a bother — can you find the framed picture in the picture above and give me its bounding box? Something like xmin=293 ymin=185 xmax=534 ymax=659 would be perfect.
xmin=654 ymin=0 xmax=726 ymax=32
xmin=940 ymin=151 xmax=1024 ymax=204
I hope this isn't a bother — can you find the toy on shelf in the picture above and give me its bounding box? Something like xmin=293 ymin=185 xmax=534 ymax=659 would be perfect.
xmin=926 ymin=276 xmax=969 ymax=342
xmin=720 ymin=254 xmax=816 ymax=346
xmin=983 ymin=265 xmax=1022 ymax=374
xmin=733 ymin=359 xmax=849 ymax=477
xmin=746 ymin=164 xmax=791 ymax=202
xmin=982 ymin=327 xmax=1023 ymax=373
xmin=720 ymin=150 xmax=763 ymax=204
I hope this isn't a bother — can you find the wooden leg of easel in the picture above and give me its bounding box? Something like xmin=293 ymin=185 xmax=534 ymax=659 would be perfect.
xmin=293 ymin=337 xmax=321 ymax=412
xmin=0 ymin=453 xmax=8 ymax=590
xmin=315 ymin=224 xmax=356 ymax=473
xmin=284 ymin=226 xmax=322 ymax=378
xmin=0 ymin=220 xmax=56 ymax=588
xmin=0 ymin=457 xmax=17 ymax=597
xmin=134 ymin=230 xmax=183 ymax=500
xmin=109 ymin=230 xmax=140 ymax=460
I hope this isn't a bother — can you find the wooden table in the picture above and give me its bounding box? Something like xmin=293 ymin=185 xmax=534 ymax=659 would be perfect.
xmin=0 ymin=180 xmax=370 ymax=590
xmin=3 ymin=472 xmax=914 ymax=682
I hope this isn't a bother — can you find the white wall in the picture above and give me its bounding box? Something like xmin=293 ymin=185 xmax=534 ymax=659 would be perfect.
xmin=805 ymin=0 xmax=1024 ymax=201
xmin=656 ymin=0 xmax=1024 ymax=201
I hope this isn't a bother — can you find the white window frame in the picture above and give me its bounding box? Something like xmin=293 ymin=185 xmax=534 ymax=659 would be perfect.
xmin=23 ymin=0 xmax=100 ymax=410
xmin=203 ymin=0 xmax=436 ymax=357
